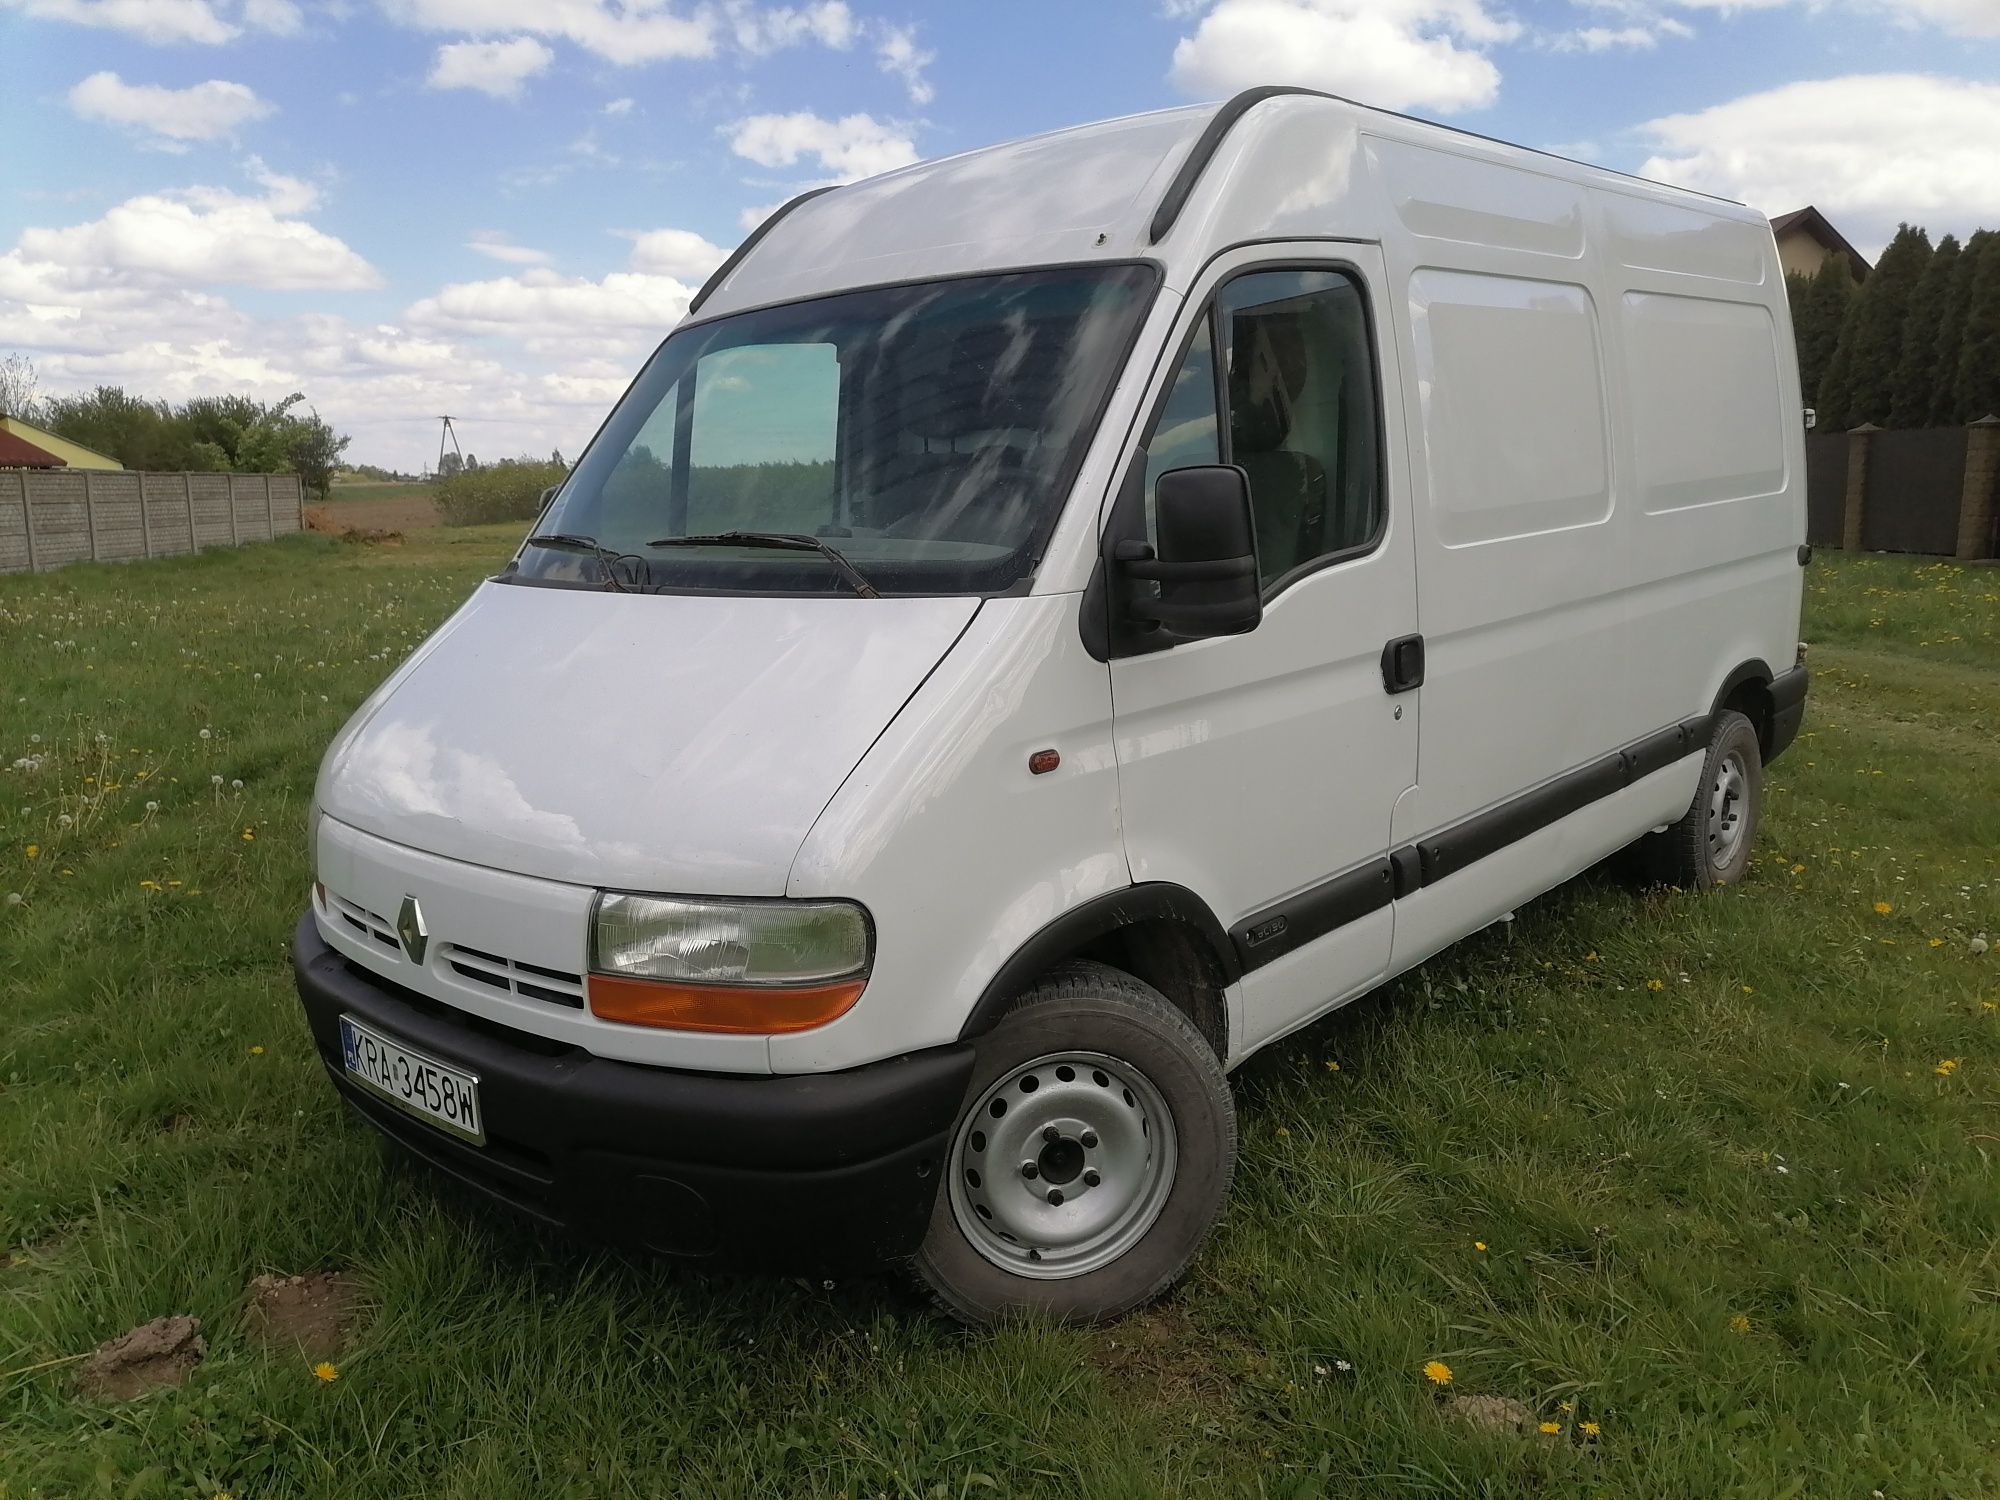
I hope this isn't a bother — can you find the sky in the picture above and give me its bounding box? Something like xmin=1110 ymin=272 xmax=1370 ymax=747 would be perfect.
xmin=3 ymin=0 xmax=1999 ymax=474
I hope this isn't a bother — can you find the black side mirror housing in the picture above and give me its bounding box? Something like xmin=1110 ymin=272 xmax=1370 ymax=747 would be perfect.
xmin=1117 ymin=465 xmax=1262 ymax=639
xmin=537 ymin=484 xmax=561 ymax=516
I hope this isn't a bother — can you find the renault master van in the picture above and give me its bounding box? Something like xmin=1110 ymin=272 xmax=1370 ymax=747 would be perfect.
xmin=294 ymin=87 xmax=1809 ymax=1323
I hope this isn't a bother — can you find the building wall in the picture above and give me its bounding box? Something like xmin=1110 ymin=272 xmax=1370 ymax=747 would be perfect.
xmin=0 ymin=416 xmax=125 ymax=470
xmin=1777 ymin=232 xmax=1834 ymax=281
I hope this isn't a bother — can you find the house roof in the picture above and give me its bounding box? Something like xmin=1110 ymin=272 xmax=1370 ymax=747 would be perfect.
xmin=1771 ymin=205 xmax=1872 ymax=278
xmin=0 ymin=414 xmax=123 ymax=469
xmin=0 ymin=428 xmax=66 ymax=468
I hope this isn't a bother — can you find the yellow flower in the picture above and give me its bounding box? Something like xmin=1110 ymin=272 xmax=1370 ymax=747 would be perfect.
xmin=313 ymin=1361 xmax=339 ymax=1381
xmin=1935 ymin=1059 xmax=1959 ymax=1076
xmin=249 ymin=1045 xmax=265 ymax=1056
xmin=1646 ymin=979 xmax=1665 ymax=992
xmin=1558 ymin=1400 xmax=1574 ymax=1413
xmin=1741 ymin=985 xmax=1755 ymax=994
xmin=1275 ymin=1126 xmax=1290 ymax=1139
xmin=1422 ymin=1360 xmax=1452 ymax=1386
xmin=1473 ymin=1241 xmax=1487 ymax=1252
xmin=1580 ymin=1421 xmax=1601 ymax=1437
xmin=1873 ymin=902 xmax=1893 ymax=915
xmin=24 ymin=844 xmax=38 ymax=859
xmin=1790 ymin=864 xmax=1805 ymax=875
xmin=1929 ymin=938 xmax=1945 ymax=949
xmin=1324 ymin=1060 xmax=1340 ymax=1071
xmin=1728 ymin=1314 xmax=1751 ymax=1334
xmin=1539 ymin=1421 xmax=1562 ymax=1435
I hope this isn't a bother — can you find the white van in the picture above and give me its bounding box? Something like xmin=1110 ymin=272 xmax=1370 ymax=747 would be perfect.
xmin=295 ymin=87 xmax=1809 ymax=1323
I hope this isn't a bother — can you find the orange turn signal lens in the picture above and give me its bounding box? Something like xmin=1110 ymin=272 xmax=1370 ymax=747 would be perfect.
xmin=587 ymin=973 xmax=867 ymax=1034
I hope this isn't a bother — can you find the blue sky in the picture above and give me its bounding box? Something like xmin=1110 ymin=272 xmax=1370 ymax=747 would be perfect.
xmin=4 ymin=0 xmax=1998 ymax=471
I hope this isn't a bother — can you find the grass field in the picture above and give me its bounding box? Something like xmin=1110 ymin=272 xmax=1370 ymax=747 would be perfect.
xmin=2 ymin=535 xmax=1997 ymax=1498
xmin=320 ymin=482 xmax=436 ymax=506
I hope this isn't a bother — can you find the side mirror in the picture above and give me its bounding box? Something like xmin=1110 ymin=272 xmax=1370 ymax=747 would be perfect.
xmin=537 ymin=484 xmax=561 ymax=516
xmin=1116 ymin=465 xmax=1262 ymax=638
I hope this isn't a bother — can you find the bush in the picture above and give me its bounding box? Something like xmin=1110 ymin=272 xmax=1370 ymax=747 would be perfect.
xmin=434 ymin=461 xmax=569 ymax=527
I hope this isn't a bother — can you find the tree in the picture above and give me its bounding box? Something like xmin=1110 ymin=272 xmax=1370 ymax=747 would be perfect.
xmin=1789 ymin=261 xmax=1854 ymax=411
xmin=286 ymin=408 xmax=351 ymax=499
xmin=1819 ymin=223 xmax=1931 ymax=430
xmin=0 ymin=353 xmax=40 ymax=419
xmin=41 ymin=386 xmax=176 ymax=468
xmin=1927 ymin=229 xmax=1990 ymax=426
xmin=1888 ymin=234 xmax=1960 ymax=428
xmin=1954 ymin=231 xmax=2000 ymax=425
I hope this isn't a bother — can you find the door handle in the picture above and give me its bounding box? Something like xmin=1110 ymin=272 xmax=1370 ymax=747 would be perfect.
xmin=1381 ymin=633 xmax=1424 ymax=694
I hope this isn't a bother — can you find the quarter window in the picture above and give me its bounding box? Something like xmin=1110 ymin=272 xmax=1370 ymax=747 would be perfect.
xmin=1139 ymin=268 xmax=1381 ymax=591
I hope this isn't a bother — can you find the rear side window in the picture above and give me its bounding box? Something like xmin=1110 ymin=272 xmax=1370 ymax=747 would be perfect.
xmin=1139 ymin=268 xmax=1382 ymax=591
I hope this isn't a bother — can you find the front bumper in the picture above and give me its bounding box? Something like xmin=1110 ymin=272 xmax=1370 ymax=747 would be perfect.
xmin=292 ymin=911 xmax=972 ymax=1271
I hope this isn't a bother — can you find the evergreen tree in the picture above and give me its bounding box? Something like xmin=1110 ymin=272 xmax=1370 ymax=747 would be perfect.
xmin=1823 ymin=224 xmax=1930 ymax=429
xmin=1889 ymin=234 xmax=1959 ymax=428
xmin=1954 ymin=231 xmax=2000 ymax=425
xmin=1929 ymin=229 xmax=1992 ymax=426
xmin=1791 ymin=259 xmax=1854 ymax=410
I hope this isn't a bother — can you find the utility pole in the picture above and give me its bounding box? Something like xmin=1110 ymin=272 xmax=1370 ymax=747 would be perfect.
xmin=435 ymin=415 xmax=464 ymax=477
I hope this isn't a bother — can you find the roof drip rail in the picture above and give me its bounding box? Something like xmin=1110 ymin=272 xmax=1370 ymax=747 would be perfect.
xmin=688 ymin=185 xmax=839 ymax=316
xmin=1149 ymin=83 xmax=1746 ymax=246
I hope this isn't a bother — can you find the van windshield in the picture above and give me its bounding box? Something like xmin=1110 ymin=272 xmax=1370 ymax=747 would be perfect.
xmin=513 ymin=264 xmax=1159 ymax=596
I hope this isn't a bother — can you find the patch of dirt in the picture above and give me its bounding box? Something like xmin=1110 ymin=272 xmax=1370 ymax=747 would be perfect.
xmin=1444 ymin=1393 xmax=1539 ymax=1437
xmin=244 ymin=1271 xmax=364 ymax=1360
xmin=1083 ymin=1302 xmax=1244 ymax=1414
xmin=77 ymin=1315 xmax=206 ymax=1400
xmin=305 ymin=494 xmax=438 ymax=533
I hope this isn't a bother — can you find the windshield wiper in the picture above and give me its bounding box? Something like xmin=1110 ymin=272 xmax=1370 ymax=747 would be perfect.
xmin=644 ymin=531 xmax=881 ymax=599
xmin=521 ymin=532 xmax=642 ymax=593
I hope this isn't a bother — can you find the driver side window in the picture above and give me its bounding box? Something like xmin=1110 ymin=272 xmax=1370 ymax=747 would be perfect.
xmin=1138 ymin=267 xmax=1382 ymax=591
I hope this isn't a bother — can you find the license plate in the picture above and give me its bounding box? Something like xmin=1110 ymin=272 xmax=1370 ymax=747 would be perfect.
xmin=340 ymin=1015 xmax=484 ymax=1145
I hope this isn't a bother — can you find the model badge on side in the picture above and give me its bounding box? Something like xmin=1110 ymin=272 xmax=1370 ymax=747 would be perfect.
xmin=396 ymin=895 xmax=428 ymax=964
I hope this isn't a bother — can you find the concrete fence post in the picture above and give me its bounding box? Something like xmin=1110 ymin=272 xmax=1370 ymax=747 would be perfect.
xmin=1957 ymin=415 xmax=2000 ymax=561
xmin=182 ymin=471 xmax=194 ymax=552
xmin=22 ymin=471 xmax=40 ymax=572
xmin=227 ymin=473 xmax=240 ymax=545
xmin=1842 ymin=424 xmax=1878 ymax=553
xmin=82 ymin=468 xmax=99 ymax=563
xmin=138 ymin=473 xmax=153 ymax=558
xmin=263 ymin=473 xmax=274 ymax=538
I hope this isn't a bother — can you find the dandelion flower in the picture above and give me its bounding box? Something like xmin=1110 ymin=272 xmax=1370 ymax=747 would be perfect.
xmin=1275 ymin=1125 xmax=1291 ymax=1139
xmin=1580 ymin=1421 xmax=1600 ymax=1437
xmin=1790 ymin=864 xmax=1805 ymax=875
xmin=312 ymin=1360 xmax=339 ymax=1382
xmin=24 ymin=844 xmax=38 ymax=859
xmin=1645 ymin=979 xmax=1665 ymax=992
xmin=1741 ymin=985 xmax=1755 ymax=994
xmin=249 ymin=1045 xmax=265 ymax=1056
xmin=1422 ymin=1360 xmax=1452 ymax=1386
xmin=1728 ymin=1314 xmax=1750 ymax=1335
xmin=1874 ymin=902 xmax=1893 ymax=915
xmin=1539 ymin=1421 xmax=1562 ymax=1435
xmin=1935 ymin=1059 xmax=1959 ymax=1076
xmin=1473 ymin=1241 xmax=1487 ymax=1252
xmin=1324 ymin=1060 xmax=1340 ymax=1072
xmin=1929 ymin=938 xmax=1945 ymax=949
xmin=1558 ymin=1400 xmax=1574 ymax=1413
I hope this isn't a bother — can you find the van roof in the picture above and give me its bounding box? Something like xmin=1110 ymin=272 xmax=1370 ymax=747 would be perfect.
xmin=693 ymin=89 xmax=1764 ymax=321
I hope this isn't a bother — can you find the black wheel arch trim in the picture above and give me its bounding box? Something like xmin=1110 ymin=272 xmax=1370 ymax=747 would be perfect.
xmin=957 ymin=883 xmax=1240 ymax=1040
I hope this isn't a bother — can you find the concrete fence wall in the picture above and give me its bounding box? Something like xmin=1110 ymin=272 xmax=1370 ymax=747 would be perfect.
xmin=1808 ymin=418 xmax=2000 ymax=561
xmin=0 ymin=470 xmax=304 ymax=575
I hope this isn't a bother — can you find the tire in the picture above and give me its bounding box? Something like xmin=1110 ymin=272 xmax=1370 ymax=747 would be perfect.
xmin=914 ymin=961 xmax=1236 ymax=1325
xmin=1634 ymin=709 xmax=1764 ymax=890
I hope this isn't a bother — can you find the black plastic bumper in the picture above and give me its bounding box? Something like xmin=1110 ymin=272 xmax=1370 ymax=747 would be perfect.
xmin=1767 ymin=664 xmax=1809 ymax=763
xmin=291 ymin=911 xmax=972 ymax=1272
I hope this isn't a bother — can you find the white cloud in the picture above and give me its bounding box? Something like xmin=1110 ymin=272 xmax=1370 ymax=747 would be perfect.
xmin=1168 ymin=0 xmax=1519 ymax=113
xmin=875 ymin=23 xmax=935 ymax=104
xmin=1545 ymin=23 xmax=1672 ymax=50
xmin=407 ymin=267 xmax=695 ymax=347
xmin=726 ymin=111 xmax=918 ymax=182
xmin=726 ymin=0 xmax=855 ymax=53
xmin=625 ymin=228 xmax=727 ymax=279
xmin=1638 ymin=74 xmax=2000 ymax=255
xmin=68 ymin=72 xmax=275 ymax=149
xmin=466 ymin=230 xmax=551 ymax=265
xmin=6 ymin=162 xmax=380 ymax=292
xmin=602 ymin=96 xmax=634 ymax=115
xmin=1642 ymin=0 xmax=2000 ymax=36
xmin=1 ymin=0 xmax=298 ymax=43
xmin=378 ymin=0 xmax=717 ymax=64
xmin=426 ymin=36 xmax=553 ymax=99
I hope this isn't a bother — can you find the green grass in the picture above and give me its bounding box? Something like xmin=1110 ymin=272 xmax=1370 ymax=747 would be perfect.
xmin=2 ymin=538 xmax=1997 ymax=1498
xmin=319 ymin=481 xmax=436 ymax=505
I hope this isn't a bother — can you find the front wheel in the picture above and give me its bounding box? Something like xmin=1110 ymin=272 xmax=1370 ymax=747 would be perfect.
xmin=1634 ymin=708 xmax=1764 ymax=889
xmin=914 ymin=961 xmax=1235 ymax=1325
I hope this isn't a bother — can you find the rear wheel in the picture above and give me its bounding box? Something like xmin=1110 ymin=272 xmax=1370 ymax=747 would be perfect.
xmin=1634 ymin=709 xmax=1763 ymax=889
xmin=914 ymin=961 xmax=1235 ymax=1325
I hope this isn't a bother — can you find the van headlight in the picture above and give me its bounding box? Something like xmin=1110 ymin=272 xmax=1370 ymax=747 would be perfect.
xmin=588 ymin=893 xmax=872 ymax=1034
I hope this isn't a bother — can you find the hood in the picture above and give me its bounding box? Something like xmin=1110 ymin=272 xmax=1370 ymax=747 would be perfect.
xmin=317 ymin=581 xmax=978 ymax=894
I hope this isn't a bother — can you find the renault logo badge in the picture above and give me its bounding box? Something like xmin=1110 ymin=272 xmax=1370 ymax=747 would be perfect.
xmin=396 ymin=895 xmax=428 ymax=964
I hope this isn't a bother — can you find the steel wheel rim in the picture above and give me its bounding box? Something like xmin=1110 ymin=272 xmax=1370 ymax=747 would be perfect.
xmin=1707 ymin=749 xmax=1750 ymax=870
xmin=946 ymin=1050 xmax=1178 ymax=1280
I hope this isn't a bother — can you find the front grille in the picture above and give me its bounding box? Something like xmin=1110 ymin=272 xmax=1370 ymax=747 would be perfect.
xmin=441 ymin=944 xmax=586 ymax=1010
xmin=328 ymin=892 xmax=401 ymax=956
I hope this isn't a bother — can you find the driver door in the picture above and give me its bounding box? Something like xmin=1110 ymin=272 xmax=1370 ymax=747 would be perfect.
xmin=1106 ymin=245 xmax=1419 ymax=1056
